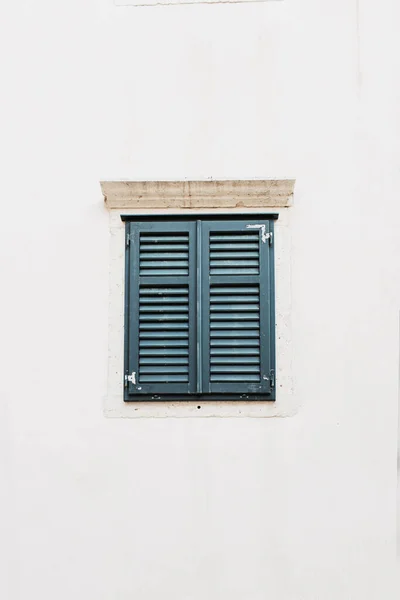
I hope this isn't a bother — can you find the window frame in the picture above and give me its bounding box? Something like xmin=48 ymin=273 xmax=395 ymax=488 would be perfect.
xmin=122 ymin=213 xmax=278 ymax=403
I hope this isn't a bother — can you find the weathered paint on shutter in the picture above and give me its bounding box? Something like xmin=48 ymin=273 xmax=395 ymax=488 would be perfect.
xmin=126 ymin=221 xmax=197 ymax=397
xmin=200 ymin=220 xmax=274 ymax=395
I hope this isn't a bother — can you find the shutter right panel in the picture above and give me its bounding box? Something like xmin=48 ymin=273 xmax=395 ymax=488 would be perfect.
xmin=201 ymin=220 xmax=274 ymax=396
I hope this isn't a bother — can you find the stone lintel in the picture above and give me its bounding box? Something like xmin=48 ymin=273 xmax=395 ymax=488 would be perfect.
xmin=101 ymin=179 xmax=295 ymax=210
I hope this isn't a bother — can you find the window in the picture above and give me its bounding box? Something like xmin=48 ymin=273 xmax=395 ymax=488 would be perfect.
xmin=123 ymin=215 xmax=277 ymax=402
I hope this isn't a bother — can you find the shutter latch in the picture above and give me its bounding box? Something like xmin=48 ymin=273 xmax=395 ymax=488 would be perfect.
xmin=124 ymin=371 xmax=136 ymax=386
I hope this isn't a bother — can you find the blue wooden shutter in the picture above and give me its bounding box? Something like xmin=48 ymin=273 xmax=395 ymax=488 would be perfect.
xmin=200 ymin=220 xmax=275 ymax=396
xmin=126 ymin=221 xmax=197 ymax=397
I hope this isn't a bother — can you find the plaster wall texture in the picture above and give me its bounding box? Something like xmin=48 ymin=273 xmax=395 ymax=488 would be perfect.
xmin=1 ymin=1 xmax=400 ymax=599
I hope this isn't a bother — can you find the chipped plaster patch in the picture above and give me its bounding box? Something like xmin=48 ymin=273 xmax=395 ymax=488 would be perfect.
xmin=246 ymin=223 xmax=270 ymax=244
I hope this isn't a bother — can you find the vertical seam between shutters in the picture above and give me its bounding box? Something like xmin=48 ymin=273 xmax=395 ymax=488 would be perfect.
xmin=196 ymin=220 xmax=202 ymax=394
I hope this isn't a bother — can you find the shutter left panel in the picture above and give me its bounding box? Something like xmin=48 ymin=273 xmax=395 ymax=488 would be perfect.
xmin=126 ymin=221 xmax=197 ymax=399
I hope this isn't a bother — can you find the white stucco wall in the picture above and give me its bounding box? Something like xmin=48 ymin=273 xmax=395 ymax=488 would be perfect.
xmin=1 ymin=1 xmax=400 ymax=598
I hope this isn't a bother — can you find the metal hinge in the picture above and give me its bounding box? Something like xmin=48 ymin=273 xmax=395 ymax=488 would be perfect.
xmin=124 ymin=371 xmax=136 ymax=387
xmin=269 ymin=369 xmax=275 ymax=389
xmin=268 ymin=232 xmax=273 ymax=247
xmin=126 ymin=233 xmax=131 ymax=247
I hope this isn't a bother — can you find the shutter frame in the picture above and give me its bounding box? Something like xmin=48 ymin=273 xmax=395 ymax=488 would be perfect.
xmin=124 ymin=216 xmax=276 ymax=401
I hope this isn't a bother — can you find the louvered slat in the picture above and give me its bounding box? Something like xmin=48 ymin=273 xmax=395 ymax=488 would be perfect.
xmin=139 ymin=340 xmax=188 ymax=348
xmin=140 ymin=232 xmax=189 ymax=276
xmin=139 ymin=286 xmax=190 ymax=384
xmin=210 ymin=339 xmax=259 ymax=347
xmin=209 ymin=231 xmax=260 ymax=276
xmin=209 ymin=284 xmax=261 ymax=383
